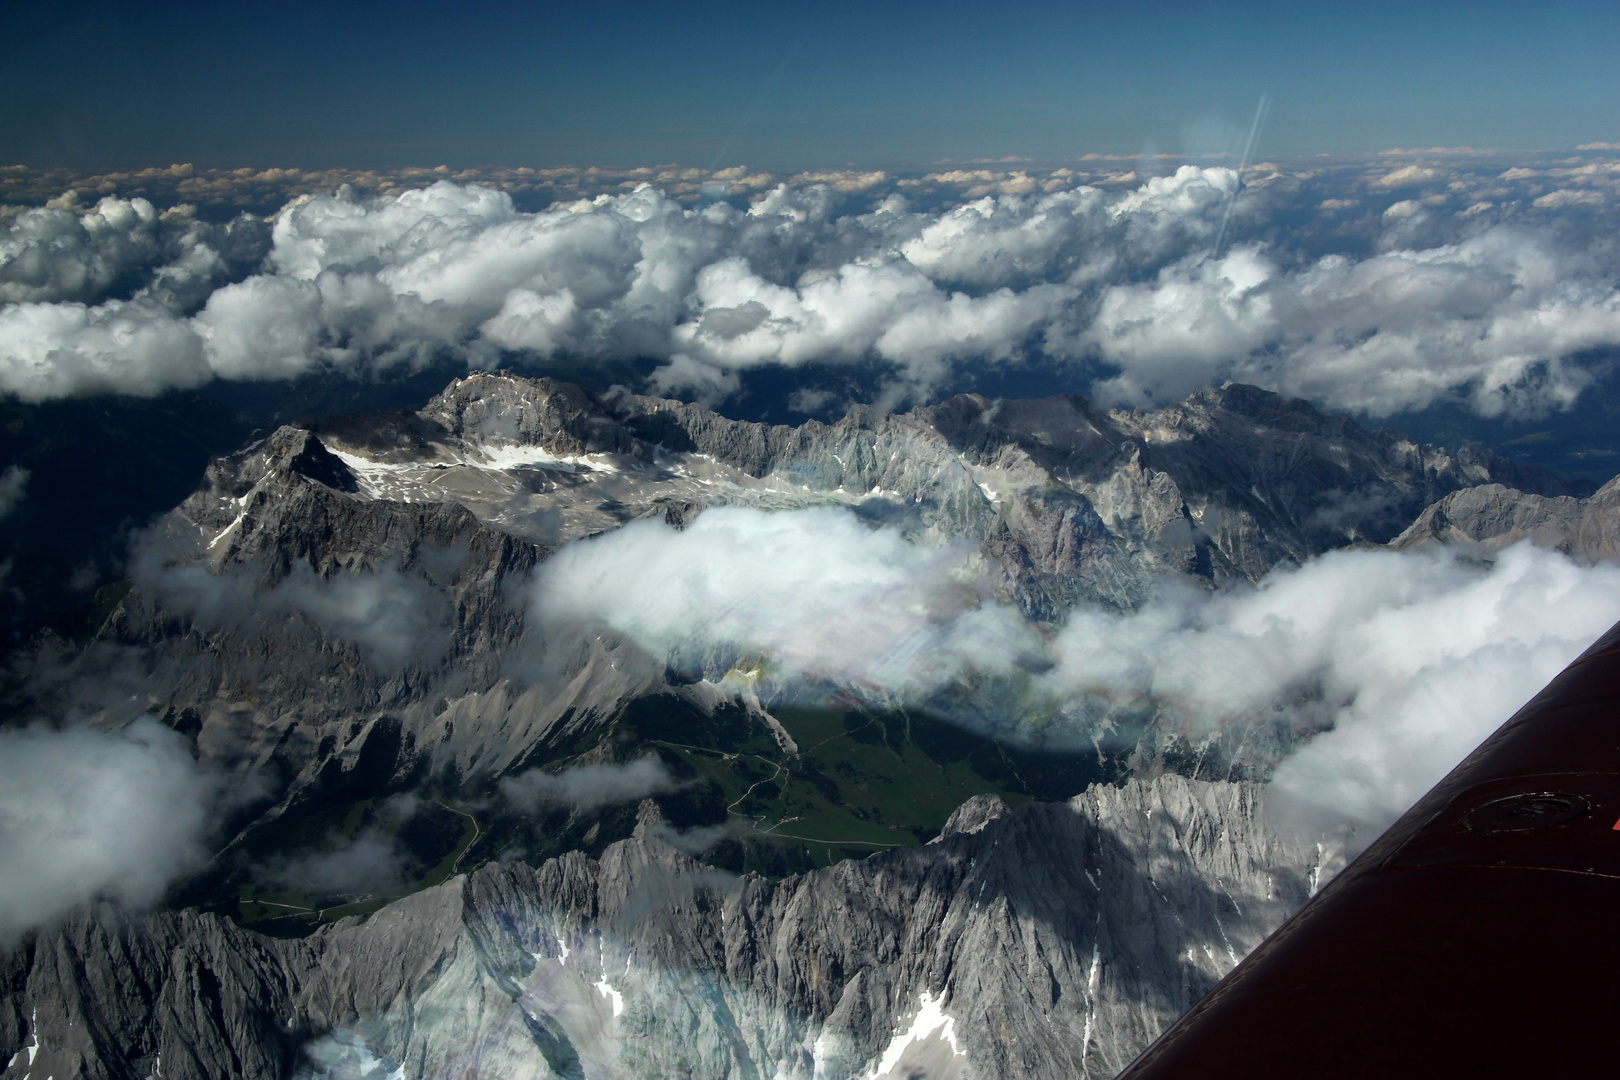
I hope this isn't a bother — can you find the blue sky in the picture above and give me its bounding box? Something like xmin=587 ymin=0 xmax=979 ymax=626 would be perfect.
xmin=6 ymin=0 xmax=1618 ymax=168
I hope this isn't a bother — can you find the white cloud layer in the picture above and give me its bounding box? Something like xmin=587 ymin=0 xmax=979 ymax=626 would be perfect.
xmin=529 ymin=505 xmax=1041 ymax=699
xmin=2 ymin=164 xmax=1618 ymax=414
xmin=1045 ymin=541 xmax=1620 ymax=829
xmin=1087 ymin=229 xmax=1620 ymax=414
xmin=0 ymin=194 xmax=268 ymax=309
xmin=0 ymin=718 xmax=213 ymax=940
xmin=532 ymin=506 xmax=1620 ymax=834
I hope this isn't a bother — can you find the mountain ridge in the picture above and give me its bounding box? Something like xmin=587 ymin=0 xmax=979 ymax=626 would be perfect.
xmin=3 ymin=775 xmax=1335 ymax=1080
xmin=7 ymin=371 xmax=1585 ymax=901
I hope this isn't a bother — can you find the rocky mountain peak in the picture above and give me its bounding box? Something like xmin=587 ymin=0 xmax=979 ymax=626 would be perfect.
xmin=936 ymin=793 xmax=1012 ymax=838
xmin=424 ymin=371 xmax=643 ymax=457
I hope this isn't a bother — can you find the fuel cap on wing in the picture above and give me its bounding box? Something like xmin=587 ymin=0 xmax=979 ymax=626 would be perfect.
xmin=1462 ymin=792 xmax=1590 ymax=833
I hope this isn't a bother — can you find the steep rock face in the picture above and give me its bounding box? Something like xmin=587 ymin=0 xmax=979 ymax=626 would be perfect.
xmin=87 ymin=428 xmax=577 ymax=802
xmin=2 ymin=776 xmax=1334 ymax=1080
xmin=0 ymin=909 xmax=303 ymax=1080
xmin=30 ymin=418 xmax=675 ymax=825
xmin=917 ymin=384 xmax=1580 ymax=582
xmin=604 ymin=380 xmax=1579 ymax=602
xmin=181 ymin=374 xmax=1569 ymax=620
xmin=1392 ymin=476 xmax=1620 ymax=563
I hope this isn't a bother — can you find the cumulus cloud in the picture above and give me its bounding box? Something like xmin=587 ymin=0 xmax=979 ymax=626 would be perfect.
xmin=528 ymin=505 xmax=1041 ymax=700
xmin=1086 ymin=227 xmax=1620 ymax=415
xmin=0 ymin=194 xmax=269 ymax=311
xmin=531 ymin=502 xmax=1620 ymax=835
xmin=670 ymin=256 xmax=1071 ymax=398
xmin=193 ymin=275 xmax=323 ymax=380
xmin=502 ymin=755 xmax=683 ymax=812
xmin=5 ymin=160 xmax=1620 ymax=417
xmin=1370 ymin=165 xmax=1445 ymax=189
xmin=1084 ymin=245 xmax=1276 ymax=406
xmin=0 ymin=168 xmax=1259 ymax=403
xmin=0 ymin=297 xmax=211 ymax=401
xmin=0 ymin=196 xmax=164 ymax=304
xmin=646 ymin=352 xmax=739 ymax=403
xmin=1040 ymin=541 xmax=1620 ymax=831
xmin=1532 ymin=189 xmax=1606 ymax=210
xmin=0 ymin=718 xmax=214 ymax=940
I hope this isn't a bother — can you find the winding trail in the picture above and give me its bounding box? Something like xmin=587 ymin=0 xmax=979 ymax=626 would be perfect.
xmin=436 ymin=800 xmax=483 ymax=876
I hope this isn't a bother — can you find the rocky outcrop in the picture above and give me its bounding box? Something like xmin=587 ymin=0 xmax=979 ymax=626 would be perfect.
xmin=181 ymin=374 xmax=1578 ymax=618
xmin=1392 ymin=476 xmax=1620 ymax=563
xmin=608 ymin=380 xmax=1578 ymax=602
xmin=921 ymin=384 xmax=1581 ymax=580
xmin=1 ymin=776 xmax=1335 ymax=1080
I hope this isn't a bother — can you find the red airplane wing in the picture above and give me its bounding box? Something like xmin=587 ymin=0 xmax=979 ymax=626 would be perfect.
xmin=1118 ymin=619 xmax=1620 ymax=1078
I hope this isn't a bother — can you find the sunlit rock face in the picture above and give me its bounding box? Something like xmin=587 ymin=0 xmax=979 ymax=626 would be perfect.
xmin=1394 ymin=476 xmax=1620 ymax=563
xmin=3 ymin=776 xmax=1335 ymax=1080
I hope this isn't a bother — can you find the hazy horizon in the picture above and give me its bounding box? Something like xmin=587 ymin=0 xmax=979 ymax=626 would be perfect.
xmin=8 ymin=0 xmax=1619 ymax=170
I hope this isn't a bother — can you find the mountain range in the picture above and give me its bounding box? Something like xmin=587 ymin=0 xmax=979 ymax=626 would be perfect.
xmin=3 ymin=372 xmax=1600 ymax=1079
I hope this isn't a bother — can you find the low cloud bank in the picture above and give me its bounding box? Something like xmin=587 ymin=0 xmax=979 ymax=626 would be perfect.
xmin=254 ymin=794 xmax=428 ymax=898
xmin=294 ymin=1029 xmax=404 ymax=1080
xmin=259 ymin=830 xmax=409 ymax=898
xmin=1043 ymin=541 xmax=1620 ymax=829
xmin=531 ymin=506 xmax=1620 ymax=833
xmin=5 ymin=162 xmax=1620 ymax=415
xmin=529 ymin=505 xmax=1041 ymax=699
xmin=0 ymin=718 xmax=214 ymax=940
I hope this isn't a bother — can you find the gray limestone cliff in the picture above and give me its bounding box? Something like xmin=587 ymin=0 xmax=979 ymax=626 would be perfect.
xmin=1393 ymin=475 xmax=1620 ymax=563
xmin=1 ymin=775 xmax=1335 ymax=1080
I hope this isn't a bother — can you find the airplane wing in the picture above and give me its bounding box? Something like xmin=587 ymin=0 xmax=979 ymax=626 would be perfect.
xmin=1117 ymin=618 xmax=1620 ymax=1078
